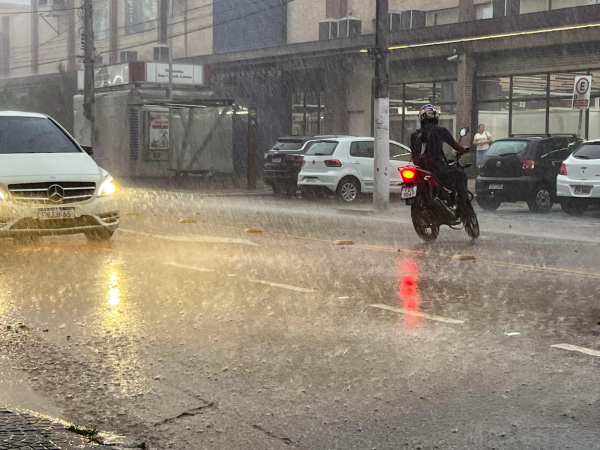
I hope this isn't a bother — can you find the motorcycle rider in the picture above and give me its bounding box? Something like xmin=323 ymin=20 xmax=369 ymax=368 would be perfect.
xmin=409 ymin=104 xmax=472 ymax=218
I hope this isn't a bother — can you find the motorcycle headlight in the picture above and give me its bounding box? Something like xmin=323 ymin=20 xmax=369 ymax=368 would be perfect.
xmin=98 ymin=177 xmax=116 ymax=197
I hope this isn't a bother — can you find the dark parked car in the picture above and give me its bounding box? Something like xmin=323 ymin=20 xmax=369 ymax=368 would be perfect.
xmin=263 ymin=135 xmax=342 ymax=196
xmin=476 ymin=134 xmax=583 ymax=213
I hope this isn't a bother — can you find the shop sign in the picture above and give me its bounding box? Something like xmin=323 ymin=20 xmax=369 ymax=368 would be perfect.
xmin=148 ymin=112 xmax=170 ymax=151
xmin=146 ymin=63 xmax=205 ymax=85
xmin=573 ymin=75 xmax=592 ymax=109
xmin=77 ymin=63 xmax=130 ymax=90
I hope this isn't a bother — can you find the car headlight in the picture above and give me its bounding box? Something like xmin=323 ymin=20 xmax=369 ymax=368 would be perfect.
xmin=98 ymin=177 xmax=116 ymax=197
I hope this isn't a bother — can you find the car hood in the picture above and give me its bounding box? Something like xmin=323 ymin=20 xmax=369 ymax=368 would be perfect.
xmin=0 ymin=153 xmax=102 ymax=179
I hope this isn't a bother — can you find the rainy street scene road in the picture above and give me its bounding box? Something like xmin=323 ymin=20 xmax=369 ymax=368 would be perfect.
xmin=1 ymin=189 xmax=600 ymax=450
xmin=3 ymin=0 xmax=600 ymax=449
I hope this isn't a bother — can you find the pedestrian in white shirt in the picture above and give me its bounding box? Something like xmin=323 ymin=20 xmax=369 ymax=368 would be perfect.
xmin=473 ymin=124 xmax=492 ymax=167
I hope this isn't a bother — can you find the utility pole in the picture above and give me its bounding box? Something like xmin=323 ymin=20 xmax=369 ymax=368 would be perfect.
xmin=372 ymin=0 xmax=390 ymax=211
xmin=83 ymin=0 xmax=95 ymax=142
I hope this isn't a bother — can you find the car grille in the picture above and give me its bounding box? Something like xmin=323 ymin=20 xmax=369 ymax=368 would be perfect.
xmin=10 ymin=215 xmax=99 ymax=230
xmin=8 ymin=182 xmax=97 ymax=204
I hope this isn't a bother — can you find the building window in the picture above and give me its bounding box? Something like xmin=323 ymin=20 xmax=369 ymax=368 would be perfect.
xmin=94 ymin=0 xmax=109 ymax=41
xmin=292 ymin=91 xmax=325 ymax=136
xmin=477 ymin=70 xmax=600 ymax=140
xmin=389 ymin=80 xmax=458 ymax=148
xmin=125 ymin=0 xmax=157 ymax=34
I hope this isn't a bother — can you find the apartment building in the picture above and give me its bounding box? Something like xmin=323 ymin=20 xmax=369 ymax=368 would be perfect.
xmin=0 ymin=0 xmax=600 ymax=152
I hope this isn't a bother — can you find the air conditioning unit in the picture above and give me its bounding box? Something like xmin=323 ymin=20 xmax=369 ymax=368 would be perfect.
xmin=37 ymin=0 xmax=68 ymax=17
xmin=400 ymin=10 xmax=426 ymax=30
xmin=120 ymin=51 xmax=138 ymax=63
xmin=153 ymin=45 xmax=170 ymax=62
xmin=318 ymin=19 xmax=338 ymax=41
xmin=338 ymin=17 xmax=362 ymax=38
xmin=389 ymin=12 xmax=402 ymax=31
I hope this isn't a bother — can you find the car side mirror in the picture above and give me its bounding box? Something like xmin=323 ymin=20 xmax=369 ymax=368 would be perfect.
xmin=82 ymin=146 xmax=93 ymax=156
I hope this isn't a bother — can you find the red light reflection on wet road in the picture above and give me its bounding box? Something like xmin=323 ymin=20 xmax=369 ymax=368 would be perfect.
xmin=398 ymin=259 xmax=421 ymax=327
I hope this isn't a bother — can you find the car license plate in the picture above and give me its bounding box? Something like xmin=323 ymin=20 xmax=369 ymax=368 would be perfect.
xmin=38 ymin=207 xmax=75 ymax=220
xmin=401 ymin=185 xmax=417 ymax=199
xmin=489 ymin=184 xmax=504 ymax=190
xmin=271 ymin=157 xmax=282 ymax=164
xmin=305 ymin=178 xmax=317 ymax=183
xmin=574 ymin=186 xmax=592 ymax=195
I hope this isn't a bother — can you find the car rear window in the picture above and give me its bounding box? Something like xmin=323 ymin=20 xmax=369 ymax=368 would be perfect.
xmin=305 ymin=141 xmax=338 ymax=156
xmin=272 ymin=140 xmax=305 ymax=151
xmin=485 ymin=140 xmax=528 ymax=158
xmin=573 ymin=144 xmax=600 ymax=160
xmin=0 ymin=117 xmax=80 ymax=154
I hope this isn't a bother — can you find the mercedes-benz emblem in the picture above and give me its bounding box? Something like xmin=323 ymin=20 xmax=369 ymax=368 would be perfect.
xmin=496 ymin=161 xmax=502 ymax=168
xmin=47 ymin=184 xmax=64 ymax=203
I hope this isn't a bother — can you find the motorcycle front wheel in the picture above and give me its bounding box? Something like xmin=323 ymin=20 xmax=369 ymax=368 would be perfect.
xmin=411 ymin=202 xmax=439 ymax=243
xmin=463 ymin=208 xmax=480 ymax=242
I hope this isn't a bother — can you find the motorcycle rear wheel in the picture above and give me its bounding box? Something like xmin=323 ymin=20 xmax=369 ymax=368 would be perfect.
xmin=411 ymin=203 xmax=439 ymax=243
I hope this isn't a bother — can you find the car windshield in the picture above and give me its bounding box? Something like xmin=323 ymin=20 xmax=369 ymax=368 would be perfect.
xmin=305 ymin=141 xmax=338 ymax=156
xmin=272 ymin=140 xmax=305 ymax=151
xmin=573 ymin=143 xmax=600 ymax=159
xmin=0 ymin=117 xmax=80 ymax=154
xmin=485 ymin=140 xmax=528 ymax=157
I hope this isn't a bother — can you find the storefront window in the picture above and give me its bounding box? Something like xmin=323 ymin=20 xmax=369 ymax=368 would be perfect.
xmin=477 ymin=77 xmax=510 ymax=101
xmin=549 ymin=98 xmax=580 ymax=135
xmin=291 ymin=91 xmax=324 ymax=136
xmin=513 ymin=74 xmax=547 ymax=99
xmin=476 ymin=2 xmax=493 ymax=19
xmin=478 ymin=102 xmax=510 ymax=140
xmin=512 ymin=100 xmax=547 ymax=135
xmin=550 ymin=72 xmax=587 ymax=97
xmin=520 ymin=0 xmax=548 ymax=14
xmin=550 ymin=0 xmax=588 ymax=10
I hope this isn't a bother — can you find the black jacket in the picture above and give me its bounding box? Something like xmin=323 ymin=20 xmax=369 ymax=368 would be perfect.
xmin=410 ymin=125 xmax=465 ymax=172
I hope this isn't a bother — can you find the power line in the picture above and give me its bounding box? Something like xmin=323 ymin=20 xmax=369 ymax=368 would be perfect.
xmin=6 ymin=0 xmax=294 ymax=71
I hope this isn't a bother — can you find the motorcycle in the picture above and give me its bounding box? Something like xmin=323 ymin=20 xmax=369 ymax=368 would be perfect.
xmin=399 ymin=127 xmax=480 ymax=243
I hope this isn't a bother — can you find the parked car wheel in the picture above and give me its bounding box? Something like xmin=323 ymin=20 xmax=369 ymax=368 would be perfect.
xmin=476 ymin=195 xmax=501 ymax=211
xmin=527 ymin=185 xmax=553 ymax=213
xmin=336 ymin=177 xmax=360 ymax=203
xmin=561 ymin=198 xmax=588 ymax=216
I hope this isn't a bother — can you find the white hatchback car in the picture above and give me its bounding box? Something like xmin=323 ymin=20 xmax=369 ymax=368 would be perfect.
xmin=297 ymin=137 xmax=412 ymax=202
xmin=0 ymin=111 xmax=119 ymax=242
xmin=557 ymin=140 xmax=600 ymax=215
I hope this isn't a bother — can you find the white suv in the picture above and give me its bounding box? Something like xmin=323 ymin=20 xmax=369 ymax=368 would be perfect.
xmin=0 ymin=112 xmax=119 ymax=242
xmin=557 ymin=140 xmax=600 ymax=215
xmin=297 ymin=137 xmax=412 ymax=202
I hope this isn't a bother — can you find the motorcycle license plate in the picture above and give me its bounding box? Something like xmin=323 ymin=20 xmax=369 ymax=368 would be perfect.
xmin=401 ymin=186 xmax=417 ymax=199
xmin=574 ymin=186 xmax=592 ymax=195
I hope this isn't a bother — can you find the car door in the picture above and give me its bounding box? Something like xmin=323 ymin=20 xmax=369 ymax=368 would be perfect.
xmin=389 ymin=141 xmax=412 ymax=191
xmin=349 ymin=140 xmax=375 ymax=192
xmin=537 ymin=138 xmax=568 ymax=188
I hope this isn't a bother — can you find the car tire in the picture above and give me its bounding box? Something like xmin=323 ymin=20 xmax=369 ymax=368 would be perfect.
xmin=336 ymin=177 xmax=361 ymax=203
xmin=85 ymin=229 xmax=115 ymax=242
xmin=561 ymin=198 xmax=588 ymax=216
xmin=476 ymin=195 xmax=501 ymax=211
xmin=527 ymin=185 xmax=553 ymax=214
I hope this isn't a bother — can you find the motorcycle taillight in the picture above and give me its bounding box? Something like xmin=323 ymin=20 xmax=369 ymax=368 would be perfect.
xmin=400 ymin=167 xmax=417 ymax=183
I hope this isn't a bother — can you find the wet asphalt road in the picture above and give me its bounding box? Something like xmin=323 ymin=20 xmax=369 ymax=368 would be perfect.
xmin=1 ymin=189 xmax=599 ymax=450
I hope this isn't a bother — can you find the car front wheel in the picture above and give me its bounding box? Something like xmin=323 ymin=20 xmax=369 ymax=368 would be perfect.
xmin=336 ymin=177 xmax=360 ymax=203
xmin=527 ymin=185 xmax=553 ymax=213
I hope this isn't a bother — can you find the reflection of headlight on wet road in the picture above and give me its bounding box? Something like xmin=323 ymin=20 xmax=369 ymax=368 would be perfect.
xmin=98 ymin=177 xmax=116 ymax=197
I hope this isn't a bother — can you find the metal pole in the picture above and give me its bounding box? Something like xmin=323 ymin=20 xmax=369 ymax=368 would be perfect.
xmin=373 ymin=0 xmax=390 ymax=211
xmin=83 ymin=0 xmax=94 ymax=142
xmin=577 ymin=108 xmax=584 ymax=138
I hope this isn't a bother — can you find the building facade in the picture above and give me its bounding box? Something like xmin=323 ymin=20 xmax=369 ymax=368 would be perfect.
xmin=1 ymin=0 xmax=600 ymax=156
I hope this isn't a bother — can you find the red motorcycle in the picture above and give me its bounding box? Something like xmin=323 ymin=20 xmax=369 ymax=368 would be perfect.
xmin=399 ymin=128 xmax=480 ymax=243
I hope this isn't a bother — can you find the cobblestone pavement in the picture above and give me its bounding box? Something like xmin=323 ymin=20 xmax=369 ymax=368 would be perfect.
xmin=0 ymin=409 xmax=60 ymax=450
